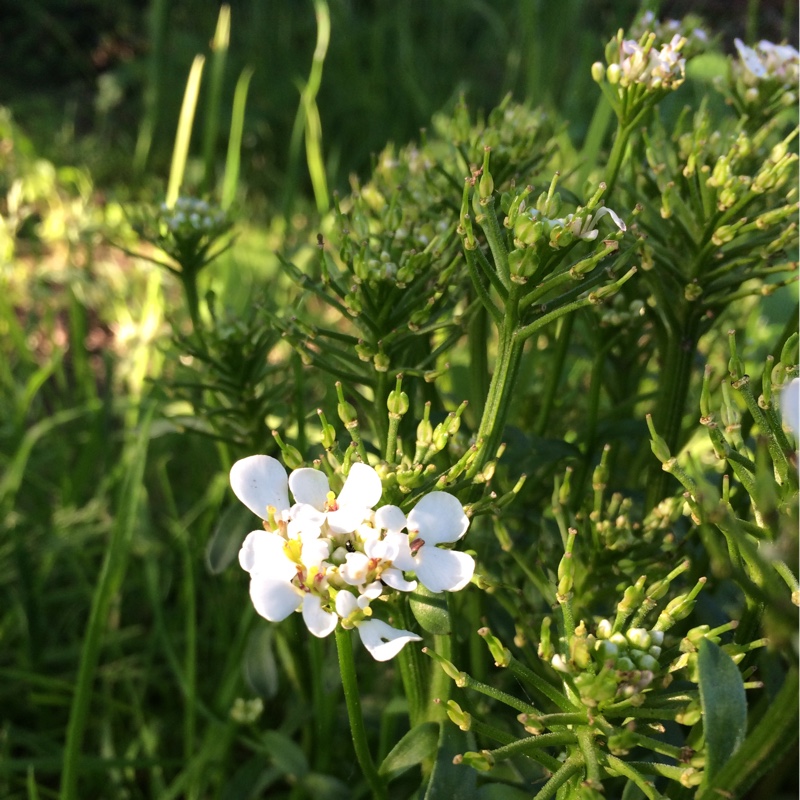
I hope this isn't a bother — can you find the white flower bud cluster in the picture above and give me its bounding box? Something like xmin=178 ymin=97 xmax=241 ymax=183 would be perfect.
xmin=229 ymin=454 xmax=475 ymax=661
xmin=159 ymin=197 xmax=228 ymax=236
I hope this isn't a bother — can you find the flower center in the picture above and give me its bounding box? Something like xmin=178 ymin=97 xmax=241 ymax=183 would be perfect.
xmin=324 ymin=490 xmax=339 ymax=512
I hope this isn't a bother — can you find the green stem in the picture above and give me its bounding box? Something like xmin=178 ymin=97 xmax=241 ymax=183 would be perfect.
xmin=531 ymin=753 xmax=583 ymax=800
xmin=334 ymin=628 xmax=387 ymax=800
xmin=604 ymin=123 xmax=633 ymax=198
xmin=468 ymin=285 xmax=523 ymax=479
xmin=647 ymin=311 xmax=701 ymax=507
xmin=394 ymin=600 xmax=425 ymax=726
xmin=468 ymin=304 xmax=490 ymax=425
xmin=429 ymin=631 xmax=453 ymax=715
xmin=478 ymin=197 xmax=511 ymax=289
xmin=534 ymin=314 xmax=574 ymax=437
xmin=180 ymin=272 xmax=202 ymax=334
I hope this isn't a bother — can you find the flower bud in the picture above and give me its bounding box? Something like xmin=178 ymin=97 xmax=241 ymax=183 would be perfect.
xmin=479 ymin=627 xmax=511 ymax=667
xmin=445 ymin=700 xmax=472 ymax=731
xmin=591 ymin=61 xmax=606 ymax=82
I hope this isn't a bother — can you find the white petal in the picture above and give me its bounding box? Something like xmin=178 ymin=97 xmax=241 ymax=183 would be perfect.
xmin=302 ymin=594 xmax=338 ymax=637
xmin=335 ymin=590 xmax=359 ymax=617
xmin=288 ymin=503 xmax=326 ymax=540
xmin=289 ymin=468 xmax=330 ymax=509
xmin=357 ymin=619 xmax=422 ymax=661
xmin=362 ymin=580 xmax=384 ymax=599
xmin=239 ymin=531 xmax=296 ymax=580
xmin=381 ymin=567 xmax=417 ymax=593
xmin=388 ymin=533 xmax=416 ymax=572
xmin=781 ymin=378 xmax=799 ymax=436
xmin=374 ymin=505 xmax=407 ymax=533
xmin=230 ymin=455 xmax=290 ymax=520
xmin=407 ymin=492 xmax=469 ymax=545
xmin=249 ymin=577 xmax=303 ymax=621
xmin=341 ymin=552 xmax=370 ymax=586
xmin=337 ymin=463 xmax=383 ymax=510
xmin=415 ymin=547 xmax=475 ymax=593
xmin=327 ymin=505 xmax=370 ymax=534
xmin=301 ymin=538 xmax=331 ymax=570
xmin=592 ymin=205 xmax=626 ymax=233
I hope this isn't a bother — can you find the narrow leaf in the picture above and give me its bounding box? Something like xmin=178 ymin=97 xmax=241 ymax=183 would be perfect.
xmin=378 ymin=721 xmax=439 ymax=779
xmin=167 ymin=55 xmax=205 ymax=208
xmin=697 ymin=638 xmax=747 ymax=782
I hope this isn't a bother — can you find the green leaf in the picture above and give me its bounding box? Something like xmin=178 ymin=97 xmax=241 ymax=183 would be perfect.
xmin=261 ymin=730 xmax=309 ymax=779
xmin=697 ymin=638 xmax=747 ymax=783
xmin=378 ymin=721 xmax=439 ymax=780
xmin=205 ymin=501 xmax=253 ymax=574
xmin=700 ymin=668 xmax=799 ymax=799
xmin=242 ymin=625 xmax=279 ymax=699
xmin=423 ymin=720 xmax=476 ymax=800
xmin=410 ymin=585 xmax=451 ymax=634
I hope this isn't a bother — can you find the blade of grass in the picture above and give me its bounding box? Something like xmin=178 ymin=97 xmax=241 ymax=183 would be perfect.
xmin=167 ymin=55 xmax=206 ymax=208
xmin=201 ymin=5 xmax=231 ymax=194
xmin=283 ymin=0 xmax=330 ymax=219
xmin=133 ymin=0 xmax=171 ymax=176
xmin=59 ymin=406 xmax=154 ymax=800
xmin=221 ymin=66 xmax=255 ymax=211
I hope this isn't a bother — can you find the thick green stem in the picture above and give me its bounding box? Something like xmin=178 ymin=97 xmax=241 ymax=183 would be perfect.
xmin=468 ymin=286 xmax=523 ymax=479
xmin=335 ymin=627 xmax=387 ymax=800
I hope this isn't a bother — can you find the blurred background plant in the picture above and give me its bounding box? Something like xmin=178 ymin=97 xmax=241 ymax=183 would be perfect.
xmin=0 ymin=1 xmax=797 ymax=799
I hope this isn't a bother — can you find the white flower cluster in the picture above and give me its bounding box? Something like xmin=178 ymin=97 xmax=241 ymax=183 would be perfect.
xmin=230 ymin=455 xmax=475 ymax=661
xmin=734 ymin=38 xmax=799 ymax=88
xmin=612 ymin=34 xmax=687 ymax=90
xmin=159 ymin=197 xmax=227 ymax=235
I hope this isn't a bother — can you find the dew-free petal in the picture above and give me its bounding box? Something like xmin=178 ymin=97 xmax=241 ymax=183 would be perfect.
xmin=374 ymin=504 xmax=407 ymax=533
xmin=358 ymin=619 xmax=422 ymax=661
xmin=302 ymin=594 xmax=338 ymax=638
xmin=289 ymin=468 xmax=330 ymax=509
xmin=407 ymin=492 xmax=469 ymax=545
xmin=230 ymin=455 xmax=290 ymax=520
xmin=249 ymin=576 xmax=303 ymax=621
xmin=337 ymin=463 xmax=383 ymax=510
xmin=415 ymin=546 xmax=475 ymax=593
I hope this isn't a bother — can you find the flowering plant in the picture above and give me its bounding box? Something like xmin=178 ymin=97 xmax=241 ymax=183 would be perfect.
xmin=157 ymin=10 xmax=797 ymax=800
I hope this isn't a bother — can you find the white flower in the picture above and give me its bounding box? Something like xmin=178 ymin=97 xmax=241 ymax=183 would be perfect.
xmin=335 ymin=592 xmax=422 ymax=661
xmin=377 ymin=492 xmax=474 ymax=593
xmin=288 ymin=462 xmax=383 ymax=535
xmin=781 ymin=377 xmax=799 ymax=437
xmin=565 ymin=206 xmax=626 ymax=241
xmin=735 ymin=38 xmax=799 ymax=86
xmin=618 ymin=34 xmax=686 ymax=90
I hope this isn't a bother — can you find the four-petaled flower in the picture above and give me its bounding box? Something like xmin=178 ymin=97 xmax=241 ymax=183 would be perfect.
xmin=375 ymin=492 xmax=475 ymax=593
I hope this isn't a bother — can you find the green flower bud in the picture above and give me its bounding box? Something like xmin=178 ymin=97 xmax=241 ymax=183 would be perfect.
xmin=479 ymin=147 xmax=494 ymax=200
xmin=445 ymin=700 xmax=472 ymax=731
xmin=596 ymin=619 xmax=613 ymax=639
xmin=626 ymin=628 xmax=651 ymax=650
xmin=459 ymin=750 xmax=494 ymax=771
xmin=479 ymin=627 xmax=511 ymax=668
xmin=373 ymin=351 xmax=391 ymax=372
xmin=591 ymin=61 xmax=606 ymax=82
xmin=387 ymin=389 xmax=409 ymax=417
